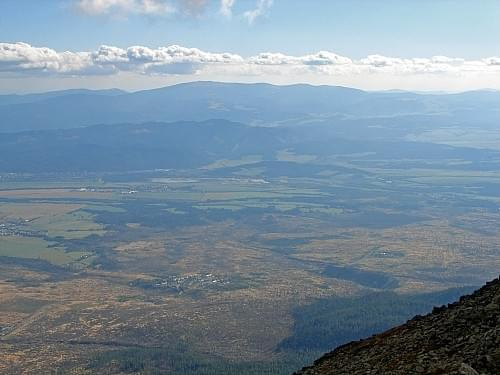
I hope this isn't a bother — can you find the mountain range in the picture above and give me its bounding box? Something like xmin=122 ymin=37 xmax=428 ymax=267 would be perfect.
xmin=2 ymin=82 xmax=500 ymax=174
xmin=2 ymin=82 xmax=500 ymax=132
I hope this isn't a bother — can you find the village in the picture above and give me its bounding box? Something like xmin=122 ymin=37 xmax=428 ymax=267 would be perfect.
xmin=130 ymin=273 xmax=233 ymax=294
xmin=0 ymin=221 xmax=42 ymax=238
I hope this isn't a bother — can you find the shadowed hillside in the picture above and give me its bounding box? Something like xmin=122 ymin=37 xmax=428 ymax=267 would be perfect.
xmin=295 ymin=276 xmax=500 ymax=375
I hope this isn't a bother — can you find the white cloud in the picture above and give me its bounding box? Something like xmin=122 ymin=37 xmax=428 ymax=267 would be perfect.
xmin=92 ymin=45 xmax=128 ymax=65
xmin=76 ymin=0 xmax=175 ymax=16
xmin=248 ymin=51 xmax=352 ymax=66
xmin=126 ymin=44 xmax=244 ymax=74
xmin=0 ymin=42 xmax=93 ymax=74
xmin=179 ymin=0 xmax=209 ymax=16
xmin=243 ymin=0 xmax=273 ymax=24
xmin=75 ymin=0 xmax=276 ymax=22
xmin=220 ymin=0 xmax=235 ymax=18
xmin=483 ymin=57 xmax=500 ymax=66
xmin=2 ymin=41 xmax=500 ymax=91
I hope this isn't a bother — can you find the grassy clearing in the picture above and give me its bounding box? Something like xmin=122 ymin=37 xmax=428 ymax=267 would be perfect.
xmin=84 ymin=204 xmax=126 ymax=213
xmin=0 ymin=179 xmax=105 ymax=190
xmin=201 ymin=155 xmax=263 ymax=170
xmin=0 ymin=188 xmax=114 ymax=199
xmin=0 ymin=236 xmax=92 ymax=266
xmin=0 ymin=203 xmax=83 ymax=221
xmin=276 ymin=150 xmax=317 ymax=163
xmin=406 ymin=127 xmax=500 ymax=150
xmin=195 ymin=200 xmax=343 ymax=215
xmin=364 ymin=168 xmax=500 ymax=180
xmin=137 ymin=190 xmax=319 ymax=201
xmin=29 ymin=210 xmax=106 ymax=239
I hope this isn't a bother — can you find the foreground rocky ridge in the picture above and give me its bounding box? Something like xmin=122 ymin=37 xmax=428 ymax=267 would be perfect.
xmin=295 ymin=276 xmax=500 ymax=375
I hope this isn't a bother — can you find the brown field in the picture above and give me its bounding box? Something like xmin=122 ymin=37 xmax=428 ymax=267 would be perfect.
xmin=0 ymin=220 xmax=359 ymax=373
xmin=0 ymin=176 xmax=499 ymax=374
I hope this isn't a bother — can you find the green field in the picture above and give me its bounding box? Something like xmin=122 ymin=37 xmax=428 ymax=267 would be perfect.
xmin=0 ymin=236 xmax=92 ymax=266
xmin=28 ymin=210 xmax=106 ymax=239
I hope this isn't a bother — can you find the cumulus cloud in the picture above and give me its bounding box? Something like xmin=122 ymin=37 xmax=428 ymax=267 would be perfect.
xmin=0 ymin=42 xmax=93 ymax=74
xmin=483 ymin=57 xmax=500 ymax=66
xmin=126 ymin=44 xmax=243 ymax=74
xmin=249 ymin=51 xmax=352 ymax=66
xmin=2 ymin=41 xmax=500 ymax=83
xmin=243 ymin=0 xmax=273 ymax=24
xmin=76 ymin=0 xmax=175 ymax=16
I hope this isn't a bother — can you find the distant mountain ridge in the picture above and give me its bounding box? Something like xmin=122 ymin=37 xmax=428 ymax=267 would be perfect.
xmin=295 ymin=276 xmax=500 ymax=375
xmin=2 ymin=81 xmax=500 ymax=132
xmin=1 ymin=119 xmax=499 ymax=173
xmin=0 ymin=88 xmax=125 ymax=106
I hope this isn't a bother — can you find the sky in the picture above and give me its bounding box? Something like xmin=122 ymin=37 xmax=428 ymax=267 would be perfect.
xmin=1 ymin=0 xmax=500 ymax=93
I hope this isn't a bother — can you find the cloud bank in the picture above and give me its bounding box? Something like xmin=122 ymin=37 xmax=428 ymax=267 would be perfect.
xmin=2 ymin=42 xmax=500 ymax=79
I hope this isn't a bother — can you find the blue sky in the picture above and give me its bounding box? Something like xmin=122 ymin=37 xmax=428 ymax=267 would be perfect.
xmin=1 ymin=0 xmax=500 ymax=92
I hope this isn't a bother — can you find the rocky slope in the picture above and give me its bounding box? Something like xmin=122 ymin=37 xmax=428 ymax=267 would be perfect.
xmin=295 ymin=276 xmax=500 ymax=375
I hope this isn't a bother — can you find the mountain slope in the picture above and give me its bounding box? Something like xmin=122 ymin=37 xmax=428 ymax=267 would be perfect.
xmin=295 ymin=276 xmax=500 ymax=375
xmin=0 ymin=88 xmax=125 ymax=106
xmin=0 ymin=120 xmax=290 ymax=172
xmin=2 ymin=81 xmax=500 ymax=132
xmin=0 ymin=82 xmax=365 ymax=132
xmin=1 ymin=120 xmax=499 ymax=173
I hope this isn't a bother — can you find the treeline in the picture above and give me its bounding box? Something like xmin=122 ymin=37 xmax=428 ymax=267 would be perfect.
xmin=85 ymin=288 xmax=476 ymax=374
xmin=278 ymin=287 xmax=475 ymax=352
xmin=88 ymin=344 xmax=315 ymax=375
